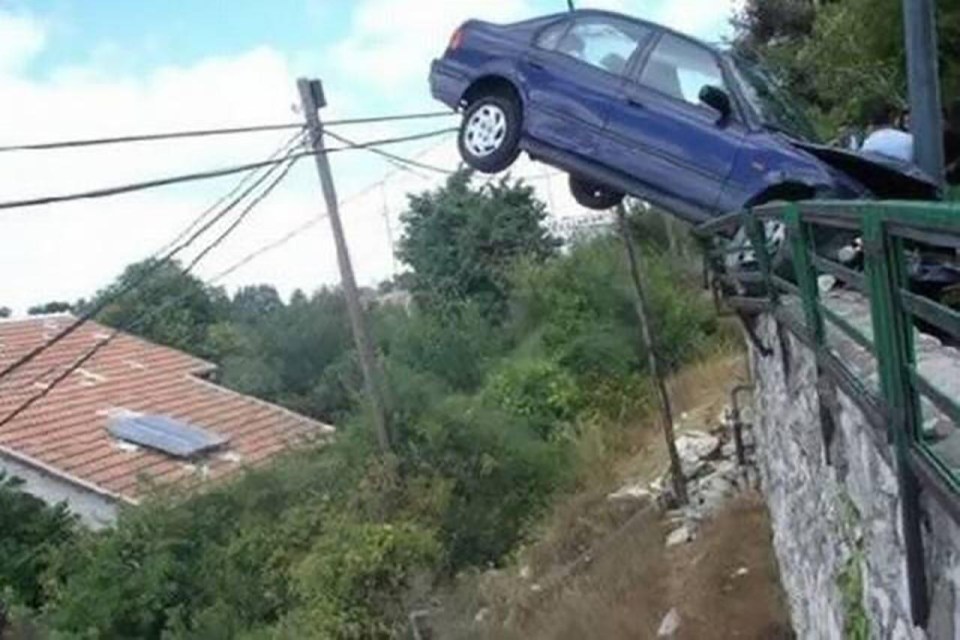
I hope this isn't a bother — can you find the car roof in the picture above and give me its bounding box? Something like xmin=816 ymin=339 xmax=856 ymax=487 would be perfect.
xmin=531 ymin=9 xmax=727 ymax=55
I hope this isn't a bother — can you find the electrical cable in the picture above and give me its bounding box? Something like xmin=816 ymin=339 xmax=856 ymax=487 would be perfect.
xmin=0 ymin=127 xmax=457 ymax=213
xmin=324 ymin=129 xmax=454 ymax=175
xmin=0 ymin=111 xmax=455 ymax=154
xmin=0 ymin=155 xmax=301 ymax=428
xmin=0 ymin=145 xmax=303 ymax=386
xmin=156 ymin=129 xmax=306 ymax=256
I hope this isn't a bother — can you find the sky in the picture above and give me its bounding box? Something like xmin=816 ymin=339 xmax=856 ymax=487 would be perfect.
xmin=0 ymin=0 xmax=742 ymax=315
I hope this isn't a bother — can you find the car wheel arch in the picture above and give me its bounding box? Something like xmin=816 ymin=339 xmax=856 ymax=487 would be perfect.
xmin=461 ymin=75 xmax=523 ymax=111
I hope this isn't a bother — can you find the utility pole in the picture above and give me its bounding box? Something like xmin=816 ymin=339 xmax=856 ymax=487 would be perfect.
xmin=903 ymin=0 xmax=945 ymax=187
xmin=616 ymin=204 xmax=688 ymax=505
xmin=297 ymin=78 xmax=392 ymax=454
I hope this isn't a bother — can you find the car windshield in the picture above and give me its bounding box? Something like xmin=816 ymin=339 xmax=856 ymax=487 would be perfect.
xmin=729 ymin=56 xmax=819 ymax=143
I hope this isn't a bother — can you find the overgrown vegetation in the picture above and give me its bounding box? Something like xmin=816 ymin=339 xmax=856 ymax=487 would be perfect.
xmin=734 ymin=0 xmax=960 ymax=136
xmin=0 ymin=170 xmax=725 ymax=638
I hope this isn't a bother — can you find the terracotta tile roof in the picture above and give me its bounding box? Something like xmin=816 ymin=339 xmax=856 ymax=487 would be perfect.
xmin=0 ymin=315 xmax=334 ymax=503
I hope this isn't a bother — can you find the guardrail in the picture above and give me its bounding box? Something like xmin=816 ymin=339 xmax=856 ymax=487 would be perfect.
xmin=696 ymin=200 xmax=960 ymax=625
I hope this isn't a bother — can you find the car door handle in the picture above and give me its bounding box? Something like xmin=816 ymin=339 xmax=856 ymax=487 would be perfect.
xmin=624 ymin=97 xmax=644 ymax=109
xmin=528 ymin=59 xmax=545 ymax=71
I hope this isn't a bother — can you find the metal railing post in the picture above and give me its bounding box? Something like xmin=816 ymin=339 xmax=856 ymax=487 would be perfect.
xmin=862 ymin=211 xmax=929 ymax=627
xmin=785 ymin=204 xmax=825 ymax=346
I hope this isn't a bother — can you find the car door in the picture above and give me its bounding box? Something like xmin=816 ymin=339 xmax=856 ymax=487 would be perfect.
xmin=604 ymin=32 xmax=746 ymax=216
xmin=521 ymin=16 xmax=652 ymax=158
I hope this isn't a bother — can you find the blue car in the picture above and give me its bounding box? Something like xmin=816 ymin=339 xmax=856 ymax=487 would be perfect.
xmin=429 ymin=9 xmax=939 ymax=224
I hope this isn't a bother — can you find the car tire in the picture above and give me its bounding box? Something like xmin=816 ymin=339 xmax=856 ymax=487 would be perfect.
xmin=568 ymin=175 xmax=624 ymax=210
xmin=458 ymin=94 xmax=521 ymax=174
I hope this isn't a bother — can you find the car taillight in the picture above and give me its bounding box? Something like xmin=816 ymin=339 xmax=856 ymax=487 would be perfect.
xmin=449 ymin=26 xmax=465 ymax=51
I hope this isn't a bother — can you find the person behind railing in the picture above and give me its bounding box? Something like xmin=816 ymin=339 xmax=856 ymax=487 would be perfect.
xmin=860 ymin=100 xmax=914 ymax=163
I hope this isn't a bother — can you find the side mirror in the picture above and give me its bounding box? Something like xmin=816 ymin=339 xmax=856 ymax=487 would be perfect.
xmin=699 ymin=85 xmax=732 ymax=121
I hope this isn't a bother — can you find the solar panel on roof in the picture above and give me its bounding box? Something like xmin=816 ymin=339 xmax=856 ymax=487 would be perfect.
xmin=108 ymin=414 xmax=228 ymax=458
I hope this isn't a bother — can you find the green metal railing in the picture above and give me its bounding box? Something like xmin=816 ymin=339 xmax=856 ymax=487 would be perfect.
xmin=697 ymin=199 xmax=960 ymax=626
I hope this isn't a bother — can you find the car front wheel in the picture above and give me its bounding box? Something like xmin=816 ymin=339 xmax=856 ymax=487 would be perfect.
xmin=458 ymin=94 xmax=521 ymax=173
xmin=568 ymin=175 xmax=624 ymax=210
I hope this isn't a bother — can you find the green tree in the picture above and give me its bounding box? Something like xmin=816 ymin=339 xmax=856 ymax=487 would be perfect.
xmin=397 ymin=169 xmax=560 ymax=317
xmin=734 ymin=0 xmax=960 ymax=133
xmin=88 ymin=259 xmax=226 ymax=358
xmin=0 ymin=473 xmax=76 ymax=609
xmin=0 ymin=307 xmax=10 ymax=319
xmin=27 ymin=301 xmax=72 ymax=316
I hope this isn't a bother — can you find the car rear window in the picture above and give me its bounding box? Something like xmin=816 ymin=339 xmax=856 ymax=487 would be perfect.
xmin=639 ymin=34 xmax=726 ymax=106
xmin=543 ymin=17 xmax=649 ymax=76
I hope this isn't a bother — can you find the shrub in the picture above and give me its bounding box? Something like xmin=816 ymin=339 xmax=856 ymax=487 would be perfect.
xmin=284 ymin=520 xmax=439 ymax=639
xmin=483 ymin=358 xmax=583 ymax=439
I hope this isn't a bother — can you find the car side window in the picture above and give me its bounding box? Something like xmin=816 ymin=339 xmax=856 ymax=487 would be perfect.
xmin=536 ymin=20 xmax=570 ymax=50
xmin=552 ymin=18 xmax=649 ymax=76
xmin=639 ymin=34 xmax=727 ymax=106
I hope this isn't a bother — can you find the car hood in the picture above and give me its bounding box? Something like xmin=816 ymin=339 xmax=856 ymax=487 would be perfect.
xmin=791 ymin=141 xmax=941 ymax=200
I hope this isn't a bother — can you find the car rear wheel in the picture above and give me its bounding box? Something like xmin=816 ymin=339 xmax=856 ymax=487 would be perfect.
xmin=568 ymin=175 xmax=624 ymax=210
xmin=458 ymin=94 xmax=521 ymax=173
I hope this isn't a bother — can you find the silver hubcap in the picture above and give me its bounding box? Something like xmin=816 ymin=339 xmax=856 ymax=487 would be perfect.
xmin=464 ymin=104 xmax=507 ymax=158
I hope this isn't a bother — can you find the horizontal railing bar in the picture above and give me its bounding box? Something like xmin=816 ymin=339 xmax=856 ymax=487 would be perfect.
xmin=812 ymin=254 xmax=867 ymax=292
xmin=886 ymin=223 xmax=960 ymax=250
xmin=877 ymin=201 xmax=960 ymax=232
xmin=695 ymin=211 xmax=743 ymax=236
xmin=910 ymin=370 xmax=960 ymax=428
xmin=820 ymin=304 xmax=875 ymax=352
xmin=899 ymin=289 xmax=960 ymax=339
xmin=909 ymin=445 xmax=960 ymax=525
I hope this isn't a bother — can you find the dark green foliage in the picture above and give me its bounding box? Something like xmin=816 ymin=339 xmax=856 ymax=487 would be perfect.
xmin=284 ymin=520 xmax=439 ymax=639
xmin=394 ymin=395 xmax=572 ymax=570
xmin=397 ymin=168 xmax=560 ymax=317
xmin=90 ymin=259 xmax=227 ymax=359
xmin=26 ymin=301 xmax=73 ymax=316
xmin=733 ymin=0 xmax=960 ymax=133
xmin=0 ymin=307 xmax=10 ymax=319
xmin=0 ymin=474 xmax=76 ymax=609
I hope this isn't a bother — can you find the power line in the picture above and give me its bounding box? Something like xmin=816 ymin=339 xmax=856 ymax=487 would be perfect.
xmin=185 ymin=155 xmax=299 ymax=271
xmin=324 ymin=128 xmax=454 ymax=175
xmin=155 ymin=129 xmax=307 ymax=256
xmin=0 ymin=145 xmax=303 ymax=387
xmin=0 ymin=111 xmax=455 ymax=154
xmin=0 ymin=155 xmax=300 ymax=426
xmin=0 ymin=127 xmax=456 ymax=214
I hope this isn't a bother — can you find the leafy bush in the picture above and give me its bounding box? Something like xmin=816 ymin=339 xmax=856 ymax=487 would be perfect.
xmin=0 ymin=473 xmax=76 ymax=609
xmin=396 ymin=396 xmax=573 ymax=570
xmin=283 ymin=521 xmax=439 ymax=639
xmin=484 ymin=358 xmax=582 ymax=439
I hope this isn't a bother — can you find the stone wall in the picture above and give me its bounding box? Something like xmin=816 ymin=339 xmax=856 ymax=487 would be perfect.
xmin=749 ymin=294 xmax=960 ymax=640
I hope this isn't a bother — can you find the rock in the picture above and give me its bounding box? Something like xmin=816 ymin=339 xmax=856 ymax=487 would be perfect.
xmin=721 ymin=441 xmax=736 ymax=459
xmin=666 ymin=524 xmax=693 ymax=548
xmin=608 ymin=482 xmax=652 ymax=503
xmin=519 ymin=565 xmax=531 ymax=580
xmin=732 ymin=566 xmax=749 ymax=578
xmin=474 ymin=607 xmax=490 ymax=623
xmin=657 ymin=608 xmax=681 ymax=637
xmin=676 ymin=431 xmax=721 ymax=478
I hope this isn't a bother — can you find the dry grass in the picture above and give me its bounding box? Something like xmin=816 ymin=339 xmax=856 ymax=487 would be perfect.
xmin=430 ymin=351 xmax=791 ymax=640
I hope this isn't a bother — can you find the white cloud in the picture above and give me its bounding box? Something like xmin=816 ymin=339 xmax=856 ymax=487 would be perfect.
xmin=327 ymin=0 xmax=534 ymax=94
xmin=0 ymin=10 xmax=45 ymax=71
